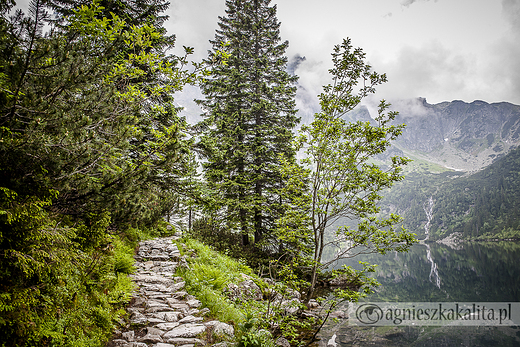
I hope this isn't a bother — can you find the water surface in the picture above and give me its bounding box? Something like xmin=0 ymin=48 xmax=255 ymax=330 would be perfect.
xmin=318 ymin=241 xmax=520 ymax=346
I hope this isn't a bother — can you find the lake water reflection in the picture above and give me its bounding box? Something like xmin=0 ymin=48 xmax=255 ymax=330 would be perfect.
xmin=318 ymin=241 xmax=520 ymax=346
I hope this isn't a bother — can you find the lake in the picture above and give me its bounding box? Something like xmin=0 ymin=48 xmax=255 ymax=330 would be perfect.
xmin=318 ymin=241 xmax=520 ymax=346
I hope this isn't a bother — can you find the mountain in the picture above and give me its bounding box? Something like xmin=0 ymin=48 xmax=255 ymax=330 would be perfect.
xmin=353 ymin=99 xmax=520 ymax=241
xmin=393 ymin=99 xmax=520 ymax=171
xmin=349 ymin=98 xmax=520 ymax=172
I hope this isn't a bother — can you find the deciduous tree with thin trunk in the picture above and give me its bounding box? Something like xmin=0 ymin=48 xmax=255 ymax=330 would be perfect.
xmin=276 ymin=38 xmax=417 ymax=304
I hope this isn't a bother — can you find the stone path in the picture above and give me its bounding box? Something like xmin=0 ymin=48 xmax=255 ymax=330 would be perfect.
xmin=107 ymin=235 xmax=234 ymax=347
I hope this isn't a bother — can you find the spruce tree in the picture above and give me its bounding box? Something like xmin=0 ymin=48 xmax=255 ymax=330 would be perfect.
xmin=197 ymin=0 xmax=298 ymax=247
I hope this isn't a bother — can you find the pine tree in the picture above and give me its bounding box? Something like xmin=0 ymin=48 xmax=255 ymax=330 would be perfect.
xmin=0 ymin=1 xmax=198 ymax=341
xmin=197 ymin=0 xmax=298 ymax=247
xmin=0 ymin=0 xmax=198 ymax=228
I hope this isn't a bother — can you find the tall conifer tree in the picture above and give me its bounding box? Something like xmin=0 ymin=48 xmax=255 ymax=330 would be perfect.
xmin=198 ymin=0 xmax=298 ymax=246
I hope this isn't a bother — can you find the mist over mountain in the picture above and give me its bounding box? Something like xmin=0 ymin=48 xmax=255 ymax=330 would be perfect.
xmin=394 ymin=98 xmax=520 ymax=171
xmin=177 ymin=79 xmax=520 ymax=173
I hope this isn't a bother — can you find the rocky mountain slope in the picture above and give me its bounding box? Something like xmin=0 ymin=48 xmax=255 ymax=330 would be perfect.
xmin=370 ymin=98 xmax=520 ymax=172
xmin=346 ymin=99 xmax=520 ymax=240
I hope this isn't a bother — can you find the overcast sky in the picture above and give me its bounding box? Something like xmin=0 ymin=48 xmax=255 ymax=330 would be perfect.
xmin=166 ymin=0 xmax=520 ymax=106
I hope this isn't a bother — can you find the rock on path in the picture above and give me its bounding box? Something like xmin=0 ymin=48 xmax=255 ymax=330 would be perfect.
xmin=106 ymin=235 xmax=234 ymax=347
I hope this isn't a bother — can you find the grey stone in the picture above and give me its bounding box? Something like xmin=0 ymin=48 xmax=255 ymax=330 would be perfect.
xmin=166 ymin=338 xmax=206 ymax=346
xmin=139 ymin=333 xmax=163 ymax=343
xmin=173 ymin=291 xmax=188 ymax=299
xmin=225 ymin=280 xmax=263 ymax=301
xmin=285 ymin=288 xmax=301 ymax=300
xmin=149 ymin=294 xmax=172 ymax=300
xmin=130 ymin=312 xmax=148 ymax=325
xmin=166 ymin=297 xmax=183 ymax=305
xmin=154 ymin=322 xmax=180 ymax=331
xmin=150 ymin=254 xmax=171 ymax=260
xmin=132 ymin=296 xmax=146 ymax=306
xmin=134 ymin=274 xmax=174 ymax=285
xmin=328 ymin=273 xmax=353 ymax=287
xmin=143 ymin=260 xmax=155 ymax=270
xmin=147 ymin=306 xmax=172 ymax=313
xmin=147 ymin=300 xmax=170 ymax=308
xmin=171 ymin=281 xmax=186 ymax=291
xmin=212 ymin=322 xmax=234 ymax=337
xmin=276 ymin=337 xmax=291 ymax=347
xmin=142 ymin=289 xmax=165 ymax=296
xmin=153 ymin=343 xmax=177 ymax=347
xmin=109 ymin=339 xmax=128 ymax=347
xmin=204 ymin=320 xmax=219 ymax=327
xmin=302 ymin=310 xmax=319 ymax=319
xmin=162 ymin=324 xmax=206 ymax=338
xmin=178 ymin=315 xmax=203 ymax=324
xmin=151 ymin=311 xmax=178 ymax=322
xmin=169 ymin=303 xmax=190 ymax=310
xmin=187 ymin=308 xmax=200 ymax=316
xmin=186 ymin=299 xmax=201 ymax=308
xmin=163 ymin=311 xmax=182 ymax=322
xmin=122 ymin=330 xmax=135 ymax=342
xmin=308 ymin=299 xmax=320 ymax=308
xmin=281 ymin=298 xmax=301 ymax=315
xmin=147 ymin=326 xmax=166 ymax=336
xmin=240 ymin=279 xmax=263 ymax=300
xmin=130 ymin=343 xmax=148 ymax=347
xmin=128 ymin=307 xmax=144 ymax=314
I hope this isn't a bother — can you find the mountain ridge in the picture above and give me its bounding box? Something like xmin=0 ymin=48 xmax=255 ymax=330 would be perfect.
xmin=348 ymin=98 xmax=520 ymax=172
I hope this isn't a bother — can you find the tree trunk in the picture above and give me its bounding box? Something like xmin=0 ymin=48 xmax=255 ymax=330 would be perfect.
xmin=304 ymin=264 xmax=319 ymax=305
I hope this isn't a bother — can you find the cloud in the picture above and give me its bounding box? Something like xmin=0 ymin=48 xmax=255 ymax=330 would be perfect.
xmin=487 ymin=38 xmax=520 ymax=104
xmin=290 ymin=56 xmax=329 ymax=123
xmin=502 ymin=0 xmax=520 ymax=32
xmin=401 ymin=0 xmax=438 ymax=8
xmin=165 ymin=0 xmax=225 ymax=60
xmin=361 ymin=96 xmax=432 ymax=121
xmin=482 ymin=0 xmax=520 ymax=104
xmin=372 ymin=41 xmax=473 ymax=103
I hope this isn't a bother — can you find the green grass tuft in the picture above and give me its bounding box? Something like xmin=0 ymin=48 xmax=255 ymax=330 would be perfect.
xmin=176 ymin=238 xmax=255 ymax=325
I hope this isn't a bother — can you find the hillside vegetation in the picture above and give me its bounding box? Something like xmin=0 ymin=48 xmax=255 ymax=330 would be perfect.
xmin=0 ymin=0 xmax=196 ymax=344
xmin=381 ymin=146 xmax=520 ymax=240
